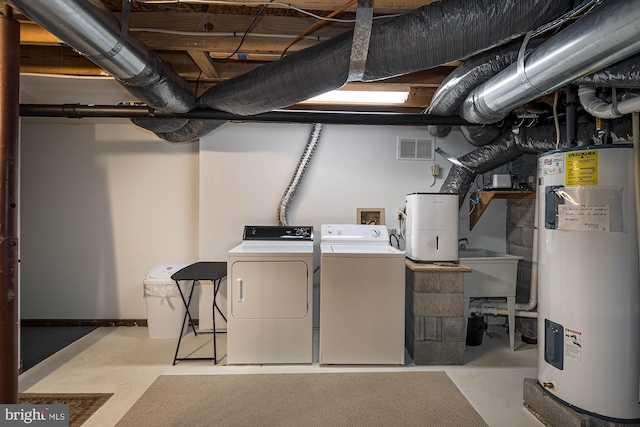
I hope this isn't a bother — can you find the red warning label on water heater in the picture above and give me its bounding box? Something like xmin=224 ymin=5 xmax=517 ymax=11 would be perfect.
xmin=565 ymin=328 xmax=582 ymax=361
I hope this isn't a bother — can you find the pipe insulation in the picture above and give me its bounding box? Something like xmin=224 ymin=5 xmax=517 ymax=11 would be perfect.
xmin=440 ymin=118 xmax=635 ymax=206
xmin=6 ymin=0 xmax=196 ymax=114
xmin=12 ymin=0 xmax=572 ymax=143
xmin=575 ymin=52 xmax=640 ymax=88
xmin=428 ymin=39 xmax=544 ymax=118
xmin=278 ymin=124 xmax=323 ymax=226
xmin=198 ymin=0 xmax=571 ymax=117
xmin=151 ymin=0 xmax=572 ymax=142
xmin=461 ymin=0 xmax=640 ymax=124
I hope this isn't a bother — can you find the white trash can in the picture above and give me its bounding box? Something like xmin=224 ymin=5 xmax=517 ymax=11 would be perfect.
xmin=144 ymin=264 xmax=190 ymax=339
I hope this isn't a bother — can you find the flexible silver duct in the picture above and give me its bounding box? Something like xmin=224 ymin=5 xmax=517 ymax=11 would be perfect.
xmin=7 ymin=0 xmax=196 ymax=114
xmin=461 ymin=0 xmax=640 ymax=124
xmin=11 ymin=0 xmax=572 ymax=143
xmin=154 ymin=0 xmax=571 ymax=142
xmin=440 ymin=119 xmax=636 ymax=206
xmin=278 ymin=123 xmax=323 ymax=226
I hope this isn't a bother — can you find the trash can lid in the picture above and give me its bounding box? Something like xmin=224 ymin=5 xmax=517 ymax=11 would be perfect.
xmin=145 ymin=264 xmax=189 ymax=283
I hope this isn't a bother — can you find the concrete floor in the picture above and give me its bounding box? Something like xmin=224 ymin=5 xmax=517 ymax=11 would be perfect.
xmin=18 ymin=325 xmax=543 ymax=427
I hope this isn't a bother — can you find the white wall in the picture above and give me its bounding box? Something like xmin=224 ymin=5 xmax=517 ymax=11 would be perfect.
xmin=199 ymin=122 xmax=506 ymax=260
xmin=17 ymin=75 xmax=508 ymax=320
xmin=20 ymin=120 xmax=199 ymax=319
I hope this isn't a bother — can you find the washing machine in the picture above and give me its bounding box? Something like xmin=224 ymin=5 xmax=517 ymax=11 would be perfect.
xmin=227 ymin=225 xmax=314 ymax=365
xmin=320 ymin=224 xmax=405 ymax=365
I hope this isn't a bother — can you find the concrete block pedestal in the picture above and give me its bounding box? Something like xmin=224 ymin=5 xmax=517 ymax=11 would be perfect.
xmin=405 ymin=260 xmax=471 ymax=365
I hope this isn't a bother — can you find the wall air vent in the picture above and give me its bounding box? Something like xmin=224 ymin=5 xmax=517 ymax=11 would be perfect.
xmin=397 ymin=137 xmax=434 ymax=161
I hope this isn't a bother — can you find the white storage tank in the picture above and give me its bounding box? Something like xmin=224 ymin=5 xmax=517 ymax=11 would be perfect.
xmin=405 ymin=192 xmax=458 ymax=262
xmin=537 ymin=144 xmax=640 ymax=421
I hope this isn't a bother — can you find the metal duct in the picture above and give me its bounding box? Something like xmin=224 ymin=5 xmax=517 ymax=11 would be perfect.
xmin=278 ymin=124 xmax=323 ymax=226
xmin=151 ymin=0 xmax=571 ymax=142
xmin=461 ymin=0 xmax=640 ymax=124
xmin=197 ymin=0 xmax=571 ymax=117
xmin=428 ymin=39 xmax=543 ymax=117
xmin=460 ymin=125 xmax=503 ymax=146
xmin=440 ymin=119 xmax=635 ymax=205
xmin=13 ymin=0 xmax=573 ymax=143
xmin=6 ymin=0 xmax=196 ymax=114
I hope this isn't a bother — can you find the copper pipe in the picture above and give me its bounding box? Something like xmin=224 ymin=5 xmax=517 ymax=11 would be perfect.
xmin=0 ymin=13 xmax=20 ymax=404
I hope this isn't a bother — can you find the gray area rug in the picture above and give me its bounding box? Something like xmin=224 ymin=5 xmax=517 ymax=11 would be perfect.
xmin=116 ymin=371 xmax=488 ymax=427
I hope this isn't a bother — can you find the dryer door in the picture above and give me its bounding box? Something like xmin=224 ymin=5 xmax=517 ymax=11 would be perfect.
xmin=230 ymin=261 xmax=309 ymax=319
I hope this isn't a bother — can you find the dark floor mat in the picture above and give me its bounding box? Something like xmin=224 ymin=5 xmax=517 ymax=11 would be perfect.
xmin=20 ymin=326 xmax=98 ymax=372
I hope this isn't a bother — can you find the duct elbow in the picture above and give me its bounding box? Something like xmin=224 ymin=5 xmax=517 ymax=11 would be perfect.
xmin=460 ymin=90 xmax=507 ymax=125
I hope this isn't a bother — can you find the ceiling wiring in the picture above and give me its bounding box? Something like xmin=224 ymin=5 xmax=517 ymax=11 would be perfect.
xmin=128 ymin=27 xmax=330 ymax=41
xmin=131 ymin=0 xmax=400 ymax=23
xmin=223 ymin=0 xmax=272 ymax=59
xmin=280 ymin=0 xmax=356 ymax=58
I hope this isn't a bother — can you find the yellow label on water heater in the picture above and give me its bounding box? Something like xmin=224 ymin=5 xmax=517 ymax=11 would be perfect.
xmin=566 ymin=150 xmax=598 ymax=186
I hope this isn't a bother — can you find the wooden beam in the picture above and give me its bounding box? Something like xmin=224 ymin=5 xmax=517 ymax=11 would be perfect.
xmin=125 ymin=0 xmax=439 ymax=14
xmin=20 ymin=45 xmax=108 ymax=76
xmin=187 ymin=50 xmax=219 ymax=79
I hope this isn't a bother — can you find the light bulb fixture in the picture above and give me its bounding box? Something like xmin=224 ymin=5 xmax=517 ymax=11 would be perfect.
xmin=302 ymin=90 xmax=409 ymax=104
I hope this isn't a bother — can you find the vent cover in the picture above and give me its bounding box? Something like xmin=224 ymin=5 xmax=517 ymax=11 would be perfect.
xmin=397 ymin=137 xmax=434 ymax=161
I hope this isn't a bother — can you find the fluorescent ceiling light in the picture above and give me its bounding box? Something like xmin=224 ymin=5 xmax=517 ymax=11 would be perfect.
xmin=303 ymin=90 xmax=409 ymax=104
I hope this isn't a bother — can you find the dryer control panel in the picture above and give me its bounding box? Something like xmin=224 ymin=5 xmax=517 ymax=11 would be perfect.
xmin=243 ymin=225 xmax=314 ymax=241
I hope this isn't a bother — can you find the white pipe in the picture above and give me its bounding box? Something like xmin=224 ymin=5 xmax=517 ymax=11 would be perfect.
xmin=469 ymin=306 xmax=538 ymax=319
xmin=462 ymin=0 xmax=640 ymax=124
xmin=479 ymin=193 xmax=539 ymax=315
xmin=578 ymin=86 xmax=640 ymax=119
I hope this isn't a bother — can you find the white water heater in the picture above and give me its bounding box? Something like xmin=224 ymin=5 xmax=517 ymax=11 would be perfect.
xmin=537 ymin=144 xmax=640 ymax=421
xmin=405 ymin=193 xmax=458 ymax=262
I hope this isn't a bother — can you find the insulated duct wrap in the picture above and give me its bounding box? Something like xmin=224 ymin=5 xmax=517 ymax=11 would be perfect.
xmin=460 ymin=125 xmax=503 ymax=146
xmin=278 ymin=123 xmax=323 ymax=226
xmin=195 ymin=0 xmax=572 ymax=117
xmin=574 ymin=53 xmax=640 ymax=88
xmin=428 ymin=40 xmax=544 ymax=117
xmin=7 ymin=0 xmax=197 ymax=133
xmin=11 ymin=0 xmax=573 ymax=143
xmin=440 ymin=120 xmax=635 ymax=206
xmin=461 ymin=0 xmax=640 ymax=124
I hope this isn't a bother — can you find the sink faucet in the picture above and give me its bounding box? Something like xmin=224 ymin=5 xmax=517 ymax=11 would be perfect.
xmin=458 ymin=238 xmax=469 ymax=250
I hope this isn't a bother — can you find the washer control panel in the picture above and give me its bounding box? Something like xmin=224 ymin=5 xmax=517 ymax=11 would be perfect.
xmin=321 ymin=224 xmax=389 ymax=244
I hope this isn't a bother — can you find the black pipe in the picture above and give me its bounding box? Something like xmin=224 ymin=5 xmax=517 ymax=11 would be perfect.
xmin=19 ymin=104 xmax=473 ymax=126
xmin=565 ymin=84 xmax=578 ymax=146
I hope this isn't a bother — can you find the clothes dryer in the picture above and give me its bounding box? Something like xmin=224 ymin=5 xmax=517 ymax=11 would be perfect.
xmin=227 ymin=226 xmax=314 ymax=364
xmin=320 ymin=224 xmax=405 ymax=365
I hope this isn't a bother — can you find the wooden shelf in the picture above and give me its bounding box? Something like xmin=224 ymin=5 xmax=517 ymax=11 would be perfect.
xmin=469 ymin=190 xmax=536 ymax=230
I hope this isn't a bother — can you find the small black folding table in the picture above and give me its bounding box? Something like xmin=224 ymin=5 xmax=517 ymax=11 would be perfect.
xmin=170 ymin=261 xmax=227 ymax=364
